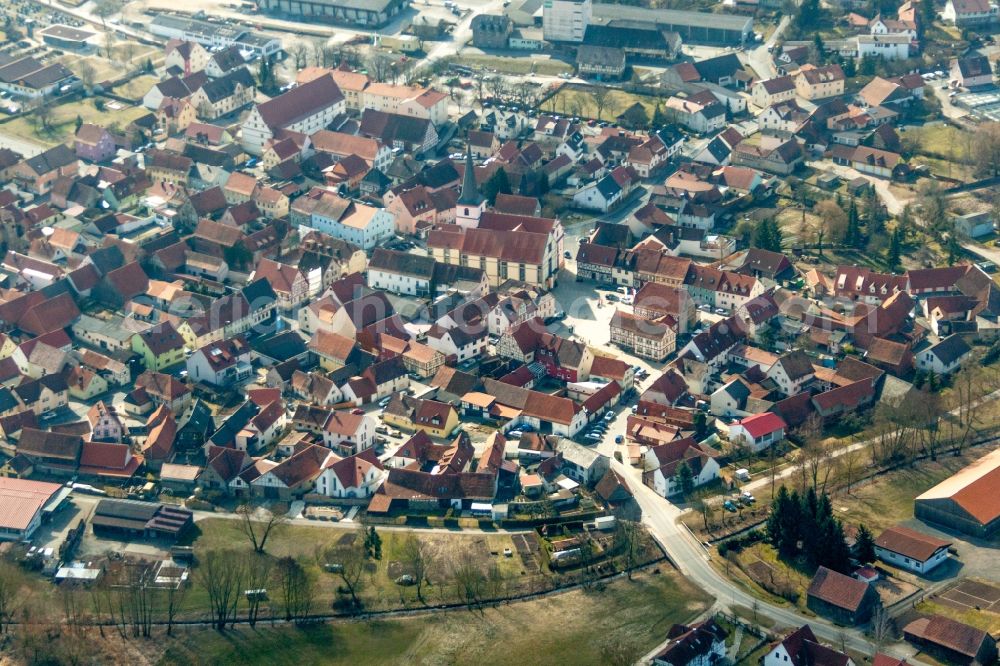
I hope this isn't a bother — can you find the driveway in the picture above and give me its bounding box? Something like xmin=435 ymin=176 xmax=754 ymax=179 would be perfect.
xmin=809 ymin=160 xmax=911 ymax=216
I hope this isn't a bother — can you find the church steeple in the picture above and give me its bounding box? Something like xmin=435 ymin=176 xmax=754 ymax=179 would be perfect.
xmin=455 ymin=144 xmax=486 ymax=229
xmin=458 ymin=145 xmax=484 ymax=207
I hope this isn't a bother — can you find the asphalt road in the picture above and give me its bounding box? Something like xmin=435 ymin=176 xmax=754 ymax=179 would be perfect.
xmin=611 ymin=455 xmax=922 ymax=660
xmin=745 ymin=15 xmax=790 ymax=80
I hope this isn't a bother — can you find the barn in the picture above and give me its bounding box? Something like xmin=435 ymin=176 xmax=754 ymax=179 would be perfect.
xmin=915 ymin=448 xmax=1000 ymax=539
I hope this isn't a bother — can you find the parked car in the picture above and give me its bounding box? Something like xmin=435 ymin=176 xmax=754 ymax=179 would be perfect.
xmin=603 ymin=412 xmax=615 ymax=422
xmin=723 ymin=500 xmax=738 ymax=512
xmin=507 ymin=430 xmax=522 ymax=439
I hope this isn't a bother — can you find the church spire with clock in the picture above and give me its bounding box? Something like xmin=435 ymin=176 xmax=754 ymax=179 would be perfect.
xmin=455 ymin=144 xmax=485 ymax=228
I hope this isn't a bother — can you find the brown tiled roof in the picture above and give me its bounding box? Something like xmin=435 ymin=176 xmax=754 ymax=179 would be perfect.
xmin=75 ymin=123 xmax=109 ymax=146
xmin=143 ymin=405 xmax=177 ymax=461
xmin=594 ymin=468 xmax=632 ymax=503
xmin=875 ymin=525 xmax=950 ymax=562
xmin=378 ymin=467 xmax=496 ymax=501
xmin=206 ymin=445 xmax=250 ymax=483
xmin=481 ymin=378 xmax=580 ymax=425
xmin=103 ymin=262 xmax=150 ymax=301
xmin=18 ymin=427 xmax=81 ymax=461
xmin=811 ymin=379 xmax=875 ymax=412
xmin=79 ymin=441 xmax=133 ymax=471
xmin=136 ymin=321 xmax=185 ymax=356
xmin=136 ymin=371 xmax=189 ymax=401
xmin=323 ymin=409 xmax=366 ymax=436
xmin=865 ymin=337 xmax=910 ymax=367
xmin=266 ymin=443 xmax=331 ymax=488
xmin=17 ymin=292 xmax=80 ymax=336
xmin=256 ymin=74 xmax=344 ymax=130
xmin=590 ymin=355 xmax=630 ymax=381
xmin=807 ymin=566 xmax=870 ymax=611
xmin=903 ymin=616 xmax=989 ymax=658
xmin=325 ymin=450 xmax=382 ymax=488
xmin=611 ymin=309 xmax=672 ymax=339
xmin=309 ymin=329 xmax=356 ymax=361
xmin=311 ymin=130 xmax=382 ymax=163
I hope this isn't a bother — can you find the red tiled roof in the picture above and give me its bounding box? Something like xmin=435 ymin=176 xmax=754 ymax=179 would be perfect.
xmin=736 ymin=412 xmax=786 ymax=438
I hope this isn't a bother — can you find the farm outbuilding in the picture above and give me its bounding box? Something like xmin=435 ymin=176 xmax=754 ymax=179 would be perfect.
xmin=915 ymin=448 xmax=1000 ymax=539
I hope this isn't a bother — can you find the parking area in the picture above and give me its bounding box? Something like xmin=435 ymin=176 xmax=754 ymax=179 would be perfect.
xmin=32 ymin=494 xmax=98 ymax=553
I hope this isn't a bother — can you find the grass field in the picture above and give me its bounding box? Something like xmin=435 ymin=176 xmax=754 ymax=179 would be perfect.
xmin=450 ymin=55 xmax=574 ymax=77
xmin=158 ymin=570 xmax=712 ymax=666
xmin=2 ymin=98 xmax=150 ymax=146
xmin=186 ymin=519 xmax=556 ymax=613
xmin=542 ymin=85 xmax=659 ymax=122
xmin=114 ymin=75 xmax=161 ymax=102
xmin=903 ymin=123 xmax=977 ymax=181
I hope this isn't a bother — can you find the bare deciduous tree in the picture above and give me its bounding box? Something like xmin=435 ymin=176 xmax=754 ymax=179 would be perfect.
xmin=244 ymin=553 xmax=273 ymax=628
xmin=330 ymin=540 xmax=366 ymax=610
xmin=813 ymin=200 xmax=848 ymax=248
xmin=121 ymin=41 xmax=137 ymax=65
xmin=971 ymin=122 xmax=1000 ymax=177
xmin=485 ymin=76 xmax=507 ymax=101
xmin=288 ymin=41 xmax=311 ymax=70
xmin=276 ymin=556 xmax=314 ymax=623
xmin=161 ymin=578 xmax=188 ymax=637
xmin=839 ymin=445 xmax=863 ymax=495
xmin=451 ymin=550 xmax=485 ymax=607
xmin=198 ymin=549 xmax=246 ymax=630
xmin=32 ymin=96 xmax=54 ymax=135
xmin=399 ymin=534 xmax=432 ymax=603
xmin=869 ymin=605 xmax=894 ymax=649
xmin=592 ymin=87 xmax=610 ymax=121
xmin=614 ymin=519 xmax=643 ymax=579
xmin=950 ymin=360 xmax=980 ymax=455
xmin=236 ymin=504 xmax=288 ymax=554
xmin=77 ymin=61 xmax=97 ymax=94
xmin=368 ymin=53 xmax=396 ymax=83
